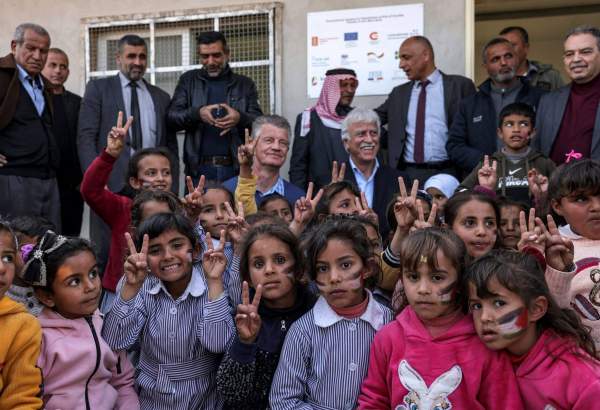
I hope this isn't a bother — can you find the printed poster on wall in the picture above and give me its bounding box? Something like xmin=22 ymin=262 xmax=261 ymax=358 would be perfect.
xmin=307 ymin=4 xmax=424 ymax=98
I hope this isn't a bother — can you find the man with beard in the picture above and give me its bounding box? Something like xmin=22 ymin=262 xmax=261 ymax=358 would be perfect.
xmin=289 ymin=68 xmax=358 ymax=191
xmin=42 ymin=48 xmax=83 ymax=236
xmin=533 ymin=25 xmax=600 ymax=164
xmin=168 ymin=31 xmax=263 ymax=185
xmin=447 ymin=37 xmax=546 ymax=175
xmin=78 ymin=34 xmax=178 ymax=274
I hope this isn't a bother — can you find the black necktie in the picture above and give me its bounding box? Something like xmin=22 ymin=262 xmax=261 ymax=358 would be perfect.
xmin=413 ymin=79 xmax=430 ymax=163
xmin=129 ymin=81 xmax=142 ymax=151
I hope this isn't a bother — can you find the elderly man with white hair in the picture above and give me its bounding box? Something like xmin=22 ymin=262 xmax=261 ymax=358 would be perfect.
xmin=341 ymin=107 xmax=407 ymax=237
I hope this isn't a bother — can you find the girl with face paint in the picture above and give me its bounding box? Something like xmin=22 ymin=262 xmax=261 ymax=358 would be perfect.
xmin=467 ymin=249 xmax=600 ymax=410
xmin=358 ymin=228 xmax=524 ymax=410
xmin=216 ymin=223 xmax=317 ymax=409
xmin=20 ymin=231 xmax=139 ymax=410
xmin=269 ymin=219 xmax=393 ymax=410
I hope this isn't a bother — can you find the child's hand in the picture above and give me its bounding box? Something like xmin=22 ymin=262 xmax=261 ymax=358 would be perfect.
xmin=225 ymin=201 xmax=249 ymax=248
xmin=293 ymin=182 xmax=324 ymax=226
xmin=517 ymin=209 xmax=546 ymax=253
xmin=106 ymin=111 xmax=133 ymax=158
xmin=329 ymin=161 xmax=346 ymax=184
xmin=203 ymin=230 xmax=227 ymax=300
xmin=394 ymin=177 xmax=419 ymax=231
xmin=527 ymin=168 xmax=549 ymax=199
xmin=477 ymin=155 xmax=498 ymax=191
xmin=412 ymin=202 xmax=438 ymax=231
xmin=182 ymin=175 xmax=205 ymax=222
xmin=236 ymin=281 xmax=263 ymax=344
xmin=121 ymin=232 xmax=149 ymax=301
xmin=542 ymin=215 xmax=575 ymax=272
xmin=355 ymin=192 xmax=379 ymax=227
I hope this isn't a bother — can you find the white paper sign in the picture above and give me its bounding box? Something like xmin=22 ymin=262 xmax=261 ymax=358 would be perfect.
xmin=307 ymin=4 xmax=424 ymax=97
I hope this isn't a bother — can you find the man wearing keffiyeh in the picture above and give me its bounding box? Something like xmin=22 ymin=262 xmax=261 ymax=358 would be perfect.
xmin=289 ymin=68 xmax=358 ymax=191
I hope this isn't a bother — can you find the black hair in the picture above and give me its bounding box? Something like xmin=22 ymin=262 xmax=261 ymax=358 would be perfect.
xmin=467 ymin=249 xmax=597 ymax=359
xmin=118 ymin=34 xmax=147 ymax=53
xmin=245 ymin=211 xmax=287 ymax=227
xmin=548 ymin=159 xmax=600 ymax=203
xmin=202 ymin=183 xmax=235 ymax=210
xmin=135 ymin=212 xmax=198 ymax=250
xmin=497 ymin=196 xmax=530 ymax=214
xmin=130 ymin=190 xmax=184 ymax=229
xmin=0 ymin=219 xmax=17 ymax=250
xmin=196 ymin=31 xmax=228 ymax=52
xmin=445 ymin=191 xmax=501 ymax=229
xmin=499 ymin=26 xmax=529 ymax=44
xmin=258 ymin=193 xmax=292 ymax=212
xmin=126 ymin=147 xmax=174 ymax=188
xmin=315 ymin=180 xmax=361 ymax=219
xmin=303 ymin=218 xmax=377 ymax=281
xmin=239 ymin=223 xmax=304 ymax=285
xmin=22 ymin=231 xmax=96 ymax=292
xmin=498 ymin=102 xmax=536 ymax=128
xmin=9 ymin=215 xmax=55 ymax=246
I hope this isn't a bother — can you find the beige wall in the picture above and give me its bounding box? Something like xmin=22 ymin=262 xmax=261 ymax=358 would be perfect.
xmin=474 ymin=11 xmax=600 ymax=85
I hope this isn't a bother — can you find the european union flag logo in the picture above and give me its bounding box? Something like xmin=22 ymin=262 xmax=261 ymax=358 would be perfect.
xmin=344 ymin=32 xmax=358 ymax=41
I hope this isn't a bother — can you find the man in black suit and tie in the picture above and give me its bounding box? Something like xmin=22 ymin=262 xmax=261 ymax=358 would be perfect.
xmin=342 ymin=107 xmax=405 ymax=238
xmin=78 ymin=34 xmax=178 ymax=271
xmin=42 ymin=47 xmax=83 ymax=236
xmin=376 ymin=36 xmax=476 ymax=184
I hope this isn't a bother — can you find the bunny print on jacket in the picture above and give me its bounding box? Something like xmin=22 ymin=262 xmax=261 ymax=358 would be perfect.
xmin=397 ymin=360 xmax=462 ymax=410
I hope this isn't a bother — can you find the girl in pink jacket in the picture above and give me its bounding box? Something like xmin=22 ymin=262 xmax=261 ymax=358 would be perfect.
xmin=358 ymin=228 xmax=523 ymax=409
xmin=467 ymin=249 xmax=600 ymax=409
xmin=21 ymin=231 xmax=139 ymax=410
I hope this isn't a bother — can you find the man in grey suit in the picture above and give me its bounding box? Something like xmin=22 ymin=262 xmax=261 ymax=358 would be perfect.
xmin=533 ymin=25 xmax=600 ymax=165
xmin=376 ymin=36 xmax=476 ymax=184
xmin=78 ymin=34 xmax=178 ymax=271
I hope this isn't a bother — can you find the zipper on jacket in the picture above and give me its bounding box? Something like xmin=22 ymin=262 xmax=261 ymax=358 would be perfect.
xmin=85 ymin=316 xmax=102 ymax=410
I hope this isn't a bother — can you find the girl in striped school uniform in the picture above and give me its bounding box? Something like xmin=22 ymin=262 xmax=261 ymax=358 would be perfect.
xmin=467 ymin=249 xmax=600 ymax=409
xmin=358 ymin=228 xmax=523 ymax=409
xmin=269 ymin=218 xmax=393 ymax=410
xmin=102 ymin=212 xmax=235 ymax=409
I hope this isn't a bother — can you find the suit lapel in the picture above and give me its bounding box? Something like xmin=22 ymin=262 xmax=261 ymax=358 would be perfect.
xmin=399 ymin=83 xmax=412 ymax=129
xmin=591 ymin=101 xmax=600 ymax=156
xmin=546 ymin=85 xmax=570 ymax=152
xmin=441 ymin=71 xmax=452 ymax=120
xmin=145 ymin=80 xmax=164 ymax=146
xmin=112 ymin=74 xmax=126 ymax=113
xmin=372 ymin=167 xmax=386 ymax=214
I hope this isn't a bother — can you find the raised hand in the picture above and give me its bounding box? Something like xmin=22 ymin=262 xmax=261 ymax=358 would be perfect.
xmin=527 ymin=168 xmax=549 ymax=199
xmin=121 ymin=232 xmax=149 ymax=301
xmin=225 ymin=201 xmax=249 ymax=247
xmin=235 ymin=281 xmax=263 ymax=344
xmin=182 ymin=175 xmax=206 ymax=222
xmin=516 ymin=208 xmax=545 ymax=253
xmin=203 ymin=230 xmax=228 ymax=300
xmin=394 ymin=177 xmax=419 ymax=232
xmin=477 ymin=155 xmax=498 ymax=191
xmin=412 ymin=202 xmax=438 ymax=231
xmin=106 ymin=111 xmax=134 ymax=158
xmin=330 ymin=161 xmax=346 ymax=184
xmin=238 ymin=129 xmax=256 ymax=167
xmin=355 ymin=191 xmax=379 ymax=227
xmin=541 ymin=215 xmax=574 ymax=272
xmin=293 ymin=182 xmax=324 ymax=226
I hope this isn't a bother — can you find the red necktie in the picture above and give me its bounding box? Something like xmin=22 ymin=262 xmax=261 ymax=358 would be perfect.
xmin=413 ymin=80 xmax=430 ymax=163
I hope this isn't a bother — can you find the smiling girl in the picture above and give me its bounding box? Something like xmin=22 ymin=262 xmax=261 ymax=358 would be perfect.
xmin=21 ymin=231 xmax=138 ymax=410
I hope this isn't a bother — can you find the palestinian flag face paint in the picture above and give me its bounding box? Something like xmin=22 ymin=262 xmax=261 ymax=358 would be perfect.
xmin=497 ymin=307 xmax=528 ymax=339
xmin=437 ymin=281 xmax=456 ymax=305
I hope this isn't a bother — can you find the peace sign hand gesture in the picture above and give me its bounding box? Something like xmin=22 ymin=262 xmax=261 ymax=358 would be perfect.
xmin=106 ymin=111 xmax=134 ymax=158
xmin=394 ymin=177 xmax=419 ymax=232
xmin=477 ymin=155 xmax=498 ymax=191
xmin=203 ymin=230 xmax=228 ymax=300
xmin=182 ymin=175 xmax=206 ymax=222
xmin=121 ymin=232 xmax=149 ymax=301
xmin=330 ymin=161 xmax=346 ymax=184
xmin=294 ymin=182 xmax=324 ymax=225
xmin=225 ymin=201 xmax=249 ymax=250
xmin=527 ymin=168 xmax=549 ymax=200
xmin=355 ymin=192 xmax=379 ymax=227
xmin=236 ymin=281 xmax=263 ymax=344
xmin=238 ymin=129 xmax=255 ymax=168
xmin=516 ymin=208 xmax=546 ymax=254
xmin=412 ymin=202 xmax=438 ymax=231
xmin=542 ymin=215 xmax=575 ymax=272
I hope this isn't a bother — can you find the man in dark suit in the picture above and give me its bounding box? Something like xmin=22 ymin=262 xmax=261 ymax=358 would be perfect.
xmin=42 ymin=48 xmax=83 ymax=236
xmin=376 ymin=36 xmax=476 ymax=184
xmin=533 ymin=25 xmax=600 ymax=164
xmin=0 ymin=23 xmax=62 ymax=229
xmin=78 ymin=34 xmax=178 ymax=271
xmin=342 ymin=107 xmax=404 ymax=238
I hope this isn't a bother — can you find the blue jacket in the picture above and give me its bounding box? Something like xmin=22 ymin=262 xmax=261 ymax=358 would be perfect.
xmin=446 ymin=78 xmax=546 ymax=174
xmin=222 ymin=176 xmax=305 ymax=208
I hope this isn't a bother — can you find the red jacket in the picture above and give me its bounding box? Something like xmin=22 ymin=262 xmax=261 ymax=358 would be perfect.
xmin=358 ymin=307 xmax=523 ymax=410
xmin=80 ymin=150 xmax=131 ymax=292
xmin=515 ymin=329 xmax=600 ymax=409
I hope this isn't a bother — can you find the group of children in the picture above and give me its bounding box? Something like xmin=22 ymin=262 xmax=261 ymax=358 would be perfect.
xmin=1 ymin=104 xmax=600 ymax=410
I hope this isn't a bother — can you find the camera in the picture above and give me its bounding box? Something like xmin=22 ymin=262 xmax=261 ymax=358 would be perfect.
xmin=212 ymin=105 xmax=226 ymax=119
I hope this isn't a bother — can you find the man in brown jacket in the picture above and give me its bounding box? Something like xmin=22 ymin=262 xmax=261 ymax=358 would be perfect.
xmin=0 ymin=23 xmax=61 ymax=229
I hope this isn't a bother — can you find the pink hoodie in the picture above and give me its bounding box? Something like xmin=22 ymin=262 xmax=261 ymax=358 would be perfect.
xmin=37 ymin=308 xmax=139 ymax=410
xmin=515 ymin=329 xmax=600 ymax=409
xmin=358 ymin=307 xmax=523 ymax=409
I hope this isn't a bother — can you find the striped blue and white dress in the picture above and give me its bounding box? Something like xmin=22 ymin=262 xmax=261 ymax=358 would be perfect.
xmin=102 ymin=265 xmax=235 ymax=410
xmin=269 ymin=291 xmax=393 ymax=410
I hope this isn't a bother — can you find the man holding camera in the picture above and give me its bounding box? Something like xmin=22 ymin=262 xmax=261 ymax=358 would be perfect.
xmin=168 ymin=31 xmax=263 ymax=184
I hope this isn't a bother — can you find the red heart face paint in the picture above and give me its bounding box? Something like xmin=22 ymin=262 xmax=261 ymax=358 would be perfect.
xmin=437 ymin=281 xmax=457 ymax=305
xmin=497 ymin=307 xmax=528 ymax=339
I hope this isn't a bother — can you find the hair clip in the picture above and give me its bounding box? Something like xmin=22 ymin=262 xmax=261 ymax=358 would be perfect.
xmin=21 ymin=232 xmax=67 ymax=287
xmin=419 ymin=255 xmax=428 ymax=264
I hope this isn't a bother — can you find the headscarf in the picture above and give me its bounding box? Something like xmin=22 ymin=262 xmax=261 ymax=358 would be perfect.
xmin=423 ymin=174 xmax=460 ymax=199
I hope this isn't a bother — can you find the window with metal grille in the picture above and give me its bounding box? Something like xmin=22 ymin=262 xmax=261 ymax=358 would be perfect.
xmin=83 ymin=4 xmax=280 ymax=113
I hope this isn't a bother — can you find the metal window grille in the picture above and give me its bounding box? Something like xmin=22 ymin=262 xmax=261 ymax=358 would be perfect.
xmin=83 ymin=4 xmax=279 ymax=113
